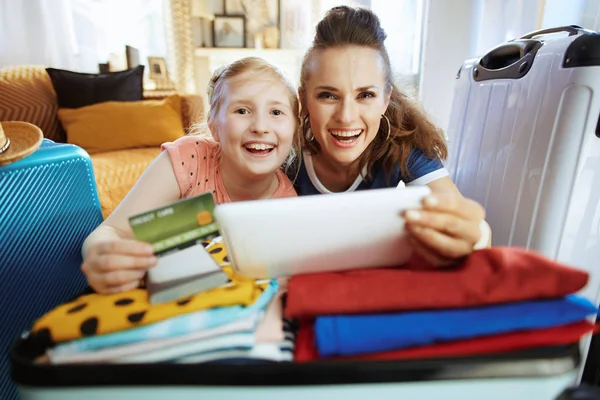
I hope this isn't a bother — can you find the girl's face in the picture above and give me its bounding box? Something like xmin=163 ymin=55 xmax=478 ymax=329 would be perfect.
xmin=210 ymin=71 xmax=296 ymax=180
xmin=303 ymin=46 xmax=390 ymax=167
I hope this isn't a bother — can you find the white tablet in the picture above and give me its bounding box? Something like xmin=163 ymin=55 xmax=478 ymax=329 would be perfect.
xmin=213 ymin=186 xmax=431 ymax=279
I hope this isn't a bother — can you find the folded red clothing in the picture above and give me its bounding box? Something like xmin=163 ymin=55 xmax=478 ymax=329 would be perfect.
xmin=294 ymin=320 xmax=596 ymax=362
xmin=285 ymin=247 xmax=588 ymax=318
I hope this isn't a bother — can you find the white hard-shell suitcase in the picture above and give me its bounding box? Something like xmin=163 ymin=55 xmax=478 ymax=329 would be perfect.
xmin=445 ymin=25 xmax=600 ymax=379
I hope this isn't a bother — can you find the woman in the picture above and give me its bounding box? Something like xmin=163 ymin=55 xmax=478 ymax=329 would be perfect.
xmin=294 ymin=5 xmax=490 ymax=267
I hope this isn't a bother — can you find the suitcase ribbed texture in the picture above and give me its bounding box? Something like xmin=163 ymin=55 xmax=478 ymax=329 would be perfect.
xmin=0 ymin=140 xmax=103 ymax=400
xmin=446 ymin=27 xmax=600 ymax=383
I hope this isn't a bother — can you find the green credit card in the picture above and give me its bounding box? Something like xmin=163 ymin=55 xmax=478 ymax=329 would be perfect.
xmin=128 ymin=192 xmax=220 ymax=256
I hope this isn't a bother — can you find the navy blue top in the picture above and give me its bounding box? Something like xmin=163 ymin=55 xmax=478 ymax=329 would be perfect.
xmin=293 ymin=148 xmax=448 ymax=196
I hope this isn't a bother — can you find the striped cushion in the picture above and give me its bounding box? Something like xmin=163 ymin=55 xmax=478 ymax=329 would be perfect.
xmin=0 ymin=66 xmax=63 ymax=142
xmin=0 ymin=66 xmax=204 ymax=142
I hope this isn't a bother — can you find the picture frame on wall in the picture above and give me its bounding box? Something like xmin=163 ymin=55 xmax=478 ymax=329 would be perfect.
xmin=148 ymin=57 xmax=169 ymax=80
xmin=227 ymin=0 xmax=279 ymax=48
xmin=213 ymin=15 xmax=246 ymax=48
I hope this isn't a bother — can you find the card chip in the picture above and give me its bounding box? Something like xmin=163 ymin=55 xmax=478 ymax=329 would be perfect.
xmin=196 ymin=210 xmax=213 ymax=226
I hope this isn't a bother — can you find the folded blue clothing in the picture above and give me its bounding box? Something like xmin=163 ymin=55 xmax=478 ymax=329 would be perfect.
xmin=315 ymin=294 xmax=597 ymax=357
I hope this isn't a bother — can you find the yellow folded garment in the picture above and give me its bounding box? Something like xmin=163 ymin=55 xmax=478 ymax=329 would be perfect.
xmin=32 ymin=238 xmax=265 ymax=343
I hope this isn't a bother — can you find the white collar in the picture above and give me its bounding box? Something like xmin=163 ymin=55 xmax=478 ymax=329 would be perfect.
xmin=303 ymin=151 xmax=365 ymax=194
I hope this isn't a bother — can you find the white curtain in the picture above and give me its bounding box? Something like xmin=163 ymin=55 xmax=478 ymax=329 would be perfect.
xmin=165 ymin=0 xmax=195 ymax=94
xmin=70 ymin=0 xmax=168 ymax=73
xmin=542 ymin=0 xmax=599 ymax=30
xmin=474 ymin=0 xmax=543 ymax=56
xmin=0 ymin=0 xmax=79 ymax=69
xmin=0 ymin=0 xmax=167 ymax=73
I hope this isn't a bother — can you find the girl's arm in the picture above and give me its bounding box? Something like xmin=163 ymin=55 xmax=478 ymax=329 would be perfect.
xmin=81 ymin=151 xmax=182 ymax=293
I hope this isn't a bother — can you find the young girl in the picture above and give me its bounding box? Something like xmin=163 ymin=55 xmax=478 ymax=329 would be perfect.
xmin=81 ymin=57 xmax=300 ymax=294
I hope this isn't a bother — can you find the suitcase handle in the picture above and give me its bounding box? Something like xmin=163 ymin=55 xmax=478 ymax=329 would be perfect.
xmin=520 ymin=25 xmax=582 ymax=39
xmin=479 ymin=41 xmax=538 ymax=70
xmin=474 ymin=39 xmax=542 ymax=81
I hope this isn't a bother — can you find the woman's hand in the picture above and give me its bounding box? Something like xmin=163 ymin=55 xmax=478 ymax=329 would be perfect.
xmin=403 ymin=191 xmax=488 ymax=268
xmin=81 ymin=238 xmax=158 ymax=294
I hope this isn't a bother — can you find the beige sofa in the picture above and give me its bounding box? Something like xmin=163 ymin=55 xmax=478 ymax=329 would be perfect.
xmin=0 ymin=65 xmax=204 ymax=218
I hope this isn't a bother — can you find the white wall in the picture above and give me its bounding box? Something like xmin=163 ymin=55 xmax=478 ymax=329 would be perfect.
xmin=418 ymin=0 xmax=482 ymax=134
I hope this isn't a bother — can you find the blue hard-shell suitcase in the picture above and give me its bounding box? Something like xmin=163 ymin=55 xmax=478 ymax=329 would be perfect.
xmin=0 ymin=139 xmax=103 ymax=400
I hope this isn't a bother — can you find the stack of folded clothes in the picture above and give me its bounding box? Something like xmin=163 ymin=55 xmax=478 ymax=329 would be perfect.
xmin=286 ymin=247 xmax=598 ymax=362
xmin=28 ymin=238 xmax=296 ymax=365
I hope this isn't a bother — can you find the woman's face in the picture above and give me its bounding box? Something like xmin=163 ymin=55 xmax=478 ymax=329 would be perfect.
xmin=303 ymin=46 xmax=390 ymax=167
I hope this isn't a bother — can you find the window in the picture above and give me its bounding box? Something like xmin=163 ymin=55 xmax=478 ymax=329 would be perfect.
xmin=296 ymin=0 xmax=425 ymax=91
xmin=371 ymin=0 xmax=424 ymax=77
xmin=71 ymin=0 xmax=167 ymax=73
xmin=541 ymin=0 xmax=600 ymax=30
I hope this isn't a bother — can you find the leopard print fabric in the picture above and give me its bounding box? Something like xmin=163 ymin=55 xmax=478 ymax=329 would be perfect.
xmin=31 ymin=238 xmax=265 ymax=344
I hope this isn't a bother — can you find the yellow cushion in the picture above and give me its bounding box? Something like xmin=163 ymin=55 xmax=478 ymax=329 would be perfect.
xmin=58 ymin=95 xmax=184 ymax=154
xmin=91 ymin=148 xmax=162 ymax=218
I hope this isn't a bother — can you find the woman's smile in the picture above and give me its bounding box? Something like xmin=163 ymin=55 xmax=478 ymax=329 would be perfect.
xmin=328 ymin=128 xmax=364 ymax=148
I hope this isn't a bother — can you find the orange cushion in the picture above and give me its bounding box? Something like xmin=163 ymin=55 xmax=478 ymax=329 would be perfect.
xmin=58 ymin=95 xmax=184 ymax=154
xmin=91 ymin=148 xmax=161 ymax=218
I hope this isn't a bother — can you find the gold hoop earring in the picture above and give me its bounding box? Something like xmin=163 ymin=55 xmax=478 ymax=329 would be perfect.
xmin=381 ymin=114 xmax=391 ymax=141
xmin=303 ymin=114 xmax=314 ymax=143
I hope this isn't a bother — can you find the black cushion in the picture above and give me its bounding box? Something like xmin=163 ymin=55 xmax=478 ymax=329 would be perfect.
xmin=46 ymin=65 xmax=145 ymax=109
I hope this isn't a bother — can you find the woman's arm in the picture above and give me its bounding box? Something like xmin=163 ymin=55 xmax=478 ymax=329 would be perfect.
xmin=426 ymin=177 xmax=491 ymax=246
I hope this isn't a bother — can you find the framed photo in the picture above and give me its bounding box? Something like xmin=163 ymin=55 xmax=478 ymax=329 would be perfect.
xmin=227 ymin=0 xmax=280 ymax=48
xmin=213 ymin=15 xmax=246 ymax=48
xmin=147 ymin=57 xmax=169 ymax=80
xmin=98 ymin=63 xmax=109 ymax=73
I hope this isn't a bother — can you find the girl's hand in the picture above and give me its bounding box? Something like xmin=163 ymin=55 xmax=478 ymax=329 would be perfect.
xmin=81 ymin=239 xmax=158 ymax=294
xmin=403 ymin=192 xmax=488 ymax=267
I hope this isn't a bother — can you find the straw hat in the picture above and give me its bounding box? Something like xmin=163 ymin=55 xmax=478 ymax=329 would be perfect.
xmin=0 ymin=121 xmax=43 ymax=167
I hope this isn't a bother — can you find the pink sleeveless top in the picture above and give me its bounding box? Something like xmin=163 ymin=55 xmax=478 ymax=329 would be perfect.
xmin=162 ymin=136 xmax=297 ymax=204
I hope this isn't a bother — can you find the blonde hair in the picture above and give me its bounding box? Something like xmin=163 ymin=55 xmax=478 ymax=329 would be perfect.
xmin=191 ymin=57 xmax=301 ymax=173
